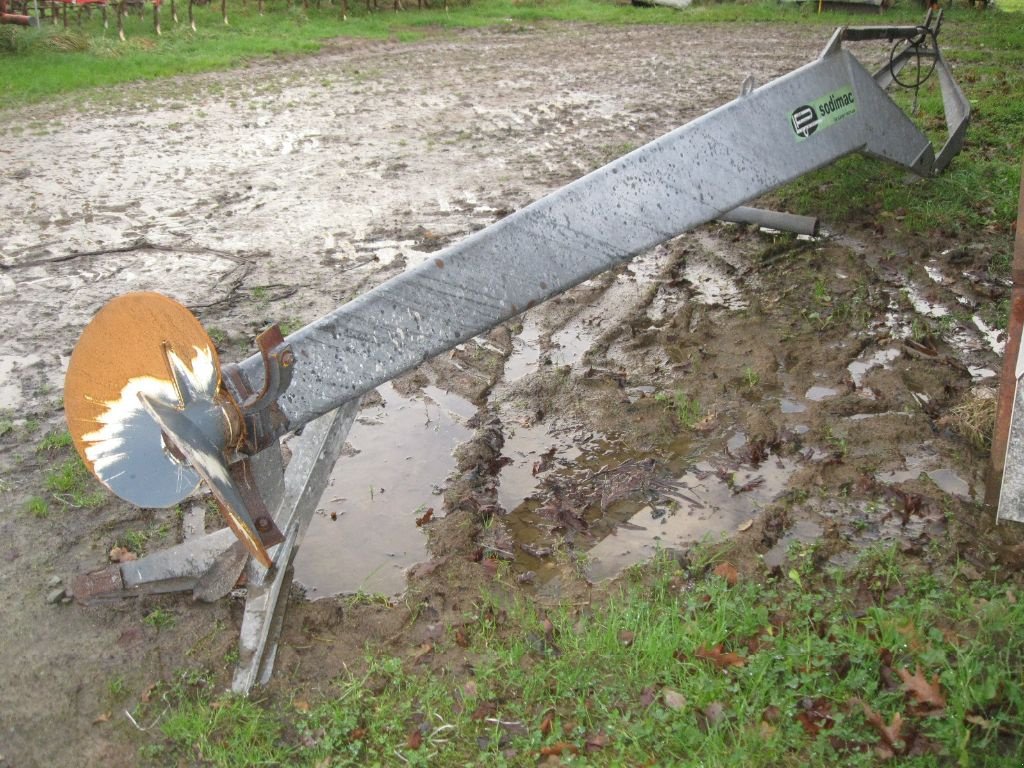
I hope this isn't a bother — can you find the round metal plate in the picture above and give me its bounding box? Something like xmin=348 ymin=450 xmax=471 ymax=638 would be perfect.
xmin=65 ymin=292 xmax=221 ymax=508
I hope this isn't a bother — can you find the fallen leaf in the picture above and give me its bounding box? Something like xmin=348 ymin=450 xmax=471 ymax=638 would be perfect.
xmin=415 ymin=507 xmax=434 ymax=527
xmin=293 ymin=698 xmax=310 ymax=713
xmin=585 ymin=731 xmax=611 ymax=752
xmin=737 ymin=519 xmax=754 ymax=532
xmin=712 ymin=562 xmax=739 ymax=586
xmin=617 ymin=629 xmax=635 ymax=647
xmin=140 ymin=682 xmax=158 ymax=704
xmin=965 ymin=713 xmax=993 ymax=729
xmin=410 ymin=642 xmax=433 ymax=665
xmin=349 ymin=727 xmax=367 ymax=741
xmin=898 ymin=666 xmax=946 ymax=712
xmin=695 ymin=643 xmax=746 ymax=669
xmin=539 ymin=742 xmax=578 ymax=757
xmin=697 ymin=701 xmax=728 ymax=732
xmin=406 ymin=728 xmax=423 ymax=750
xmin=794 ymin=697 xmax=834 ymax=736
xmin=108 ymin=546 xmax=137 ymax=563
xmin=455 ymin=627 xmax=470 ymax=648
xmin=540 ymin=709 xmax=555 ymax=736
xmin=638 ymin=685 xmax=657 ymax=708
xmin=663 ymin=689 xmax=686 ymax=711
xmin=92 ymin=711 xmax=111 ymax=725
xmin=471 ymin=701 xmax=497 ymax=721
xmin=860 ymin=700 xmax=905 ymax=751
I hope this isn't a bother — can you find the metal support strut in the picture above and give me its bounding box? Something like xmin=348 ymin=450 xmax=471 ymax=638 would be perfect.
xmin=67 ymin=14 xmax=970 ymax=694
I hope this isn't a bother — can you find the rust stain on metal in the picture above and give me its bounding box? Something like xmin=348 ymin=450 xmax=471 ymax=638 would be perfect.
xmin=64 ymin=291 xmax=222 ymax=479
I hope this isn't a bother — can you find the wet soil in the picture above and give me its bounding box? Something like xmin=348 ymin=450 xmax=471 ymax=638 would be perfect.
xmin=0 ymin=21 xmax=1020 ymax=768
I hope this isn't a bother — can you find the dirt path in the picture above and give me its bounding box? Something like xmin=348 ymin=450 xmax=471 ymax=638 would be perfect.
xmin=0 ymin=22 xmax=1015 ymax=767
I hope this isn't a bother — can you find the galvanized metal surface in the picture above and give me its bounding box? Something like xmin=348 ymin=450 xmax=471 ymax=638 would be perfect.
xmin=233 ymin=400 xmax=361 ymax=693
xmin=237 ymin=47 xmax=944 ymax=432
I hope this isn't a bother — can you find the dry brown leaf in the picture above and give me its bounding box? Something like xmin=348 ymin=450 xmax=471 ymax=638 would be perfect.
xmin=539 ymin=742 xmax=579 ymax=757
xmin=663 ymin=689 xmax=686 ymax=712
xmin=415 ymin=507 xmax=434 ymax=527
xmin=898 ymin=666 xmax=946 ymax=712
xmin=712 ymin=562 xmax=739 ymax=586
xmin=695 ymin=643 xmax=746 ymax=669
xmin=92 ymin=711 xmax=111 ymax=725
xmin=737 ymin=519 xmax=754 ymax=532
xmin=585 ymin=731 xmax=611 ymax=752
xmin=406 ymin=728 xmax=423 ymax=750
xmin=860 ymin=700 xmax=905 ymax=750
xmin=471 ymin=701 xmax=497 ymax=721
xmin=293 ymin=698 xmax=310 ymax=713
xmin=455 ymin=627 xmax=470 ymax=648
xmin=540 ymin=709 xmax=555 ymax=736
xmin=638 ymin=686 xmax=657 ymax=708
xmin=410 ymin=642 xmax=433 ymax=665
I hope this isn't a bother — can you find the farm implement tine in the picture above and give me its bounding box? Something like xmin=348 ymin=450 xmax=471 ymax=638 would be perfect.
xmin=65 ymin=15 xmax=972 ymax=693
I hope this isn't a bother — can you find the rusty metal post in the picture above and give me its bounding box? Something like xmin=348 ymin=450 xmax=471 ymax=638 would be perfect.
xmin=987 ymin=156 xmax=1024 ymax=506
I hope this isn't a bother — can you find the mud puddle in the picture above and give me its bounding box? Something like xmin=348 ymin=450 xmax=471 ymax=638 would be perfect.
xmin=294 ymin=382 xmax=474 ymax=598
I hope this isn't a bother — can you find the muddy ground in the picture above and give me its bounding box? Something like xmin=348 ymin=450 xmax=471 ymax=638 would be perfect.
xmin=0 ymin=20 xmax=1021 ymax=768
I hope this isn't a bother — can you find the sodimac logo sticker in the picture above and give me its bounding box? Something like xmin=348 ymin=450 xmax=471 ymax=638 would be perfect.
xmin=791 ymin=86 xmax=857 ymax=141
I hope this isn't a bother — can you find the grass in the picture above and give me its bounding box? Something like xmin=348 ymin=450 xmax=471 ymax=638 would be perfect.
xmin=773 ymin=9 xmax=1024 ymax=238
xmin=141 ymin=546 xmax=1024 ymax=766
xmin=656 ymin=389 xmax=702 ymax=429
xmin=43 ymin=455 xmax=107 ymax=509
xmin=0 ymin=0 xmax=949 ymax=108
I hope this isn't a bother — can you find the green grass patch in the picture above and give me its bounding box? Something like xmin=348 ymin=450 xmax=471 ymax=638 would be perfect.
xmin=43 ymin=454 xmax=106 ymax=509
xmin=1 ymin=0 xmax=934 ymax=108
xmin=144 ymin=546 xmax=1024 ymax=765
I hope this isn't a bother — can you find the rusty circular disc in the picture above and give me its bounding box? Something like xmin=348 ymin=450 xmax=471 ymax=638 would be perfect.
xmin=65 ymin=292 xmax=221 ymax=508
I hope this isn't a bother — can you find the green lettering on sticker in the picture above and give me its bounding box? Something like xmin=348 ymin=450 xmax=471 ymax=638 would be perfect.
xmin=790 ymin=86 xmax=857 ymax=142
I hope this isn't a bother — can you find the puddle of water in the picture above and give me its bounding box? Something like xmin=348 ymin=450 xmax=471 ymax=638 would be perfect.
xmin=585 ymin=446 xmax=802 ymax=581
xmin=504 ymin=315 xmax=541 ymax=383
xmin=876 ymin=466 xmax=973 ymax=500
xmin=549 ymin=324 xmax=597 ymax=367
xmin=972 ymin=315 xmax=1006 ymax=356
xmin=848 ymin=347 xmax=901 ymax=389
xmin=497 ymin=420 xmax=583 ymax=515
xmin=763 ymin=518 xmax=823 ymax=569
xmin=779 ymin=398 xmax=806 ymax=414
xmin=805 ymin=386 xmax=838 ymax=401
xmin=294 ymin=382 xmax=473 ymax=598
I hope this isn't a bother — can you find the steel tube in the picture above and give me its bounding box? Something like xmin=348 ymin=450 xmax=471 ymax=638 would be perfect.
xmin=719 ymin=206 xmax=819 ymax=236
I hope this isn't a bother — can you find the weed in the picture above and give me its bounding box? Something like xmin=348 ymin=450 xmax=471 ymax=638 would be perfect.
xmin=278 ymin=317 xmax=302 ymax=336
xmin=107 ymin=676 xmax=127 ymax=700
xmin=812 ymin=278 xmax=831 ymax=306
xmin=743 ymin=366 xmax=760 ymax=389
xmin=655 ymin=389 xmax=701 ymax=429
xmin=44 ymin=456 xmax=105 ymax=509
xmin=207 ymin=327 xmax=227 ymax=346
xmin=25 ymin=496 xmax=49 ymax=518
xmin=36 ymin=430 xmax=72 ymax=452
xmin=143 ymin=608 xmax=176 ymax=631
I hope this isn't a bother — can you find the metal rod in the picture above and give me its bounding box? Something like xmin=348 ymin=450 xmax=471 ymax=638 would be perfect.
xmin=987 ymin=154 xmax=1024 ymax=506
xmin=719 ymin=206 xmax=819 ymax=236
